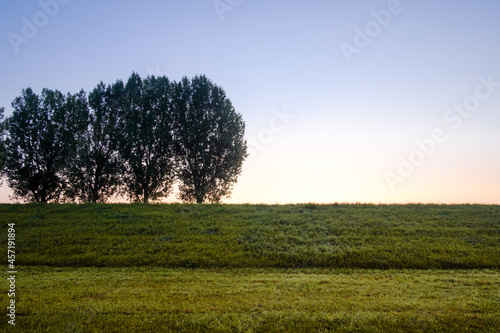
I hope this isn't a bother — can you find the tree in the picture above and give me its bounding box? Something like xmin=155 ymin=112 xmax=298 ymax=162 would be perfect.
xmin=59 ymin=90 xmax=90 ymax=202
xmin=172 ymin=75 xmax=247 ymax=203
xmin=119 ymin=73 xmax=176 ymax=203
xmin=4 ymin=88 xmax=87 ymax=203
xmin=0 ymin=107 xmax=6 ymax=180
xmin=64 ymin=82 xmax=123 ymax=202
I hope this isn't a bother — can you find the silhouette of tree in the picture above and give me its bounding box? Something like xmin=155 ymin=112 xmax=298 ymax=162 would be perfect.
xmin=0 ymin=107 xmax=6 ymax=181
xmin=172 ymin=75 xmax=247 ymax=203
xmin=119 ymin=74 xmax=176 ymax=203
xmin=64 ymin=82 xmax=124 ymax=202
xmin=4 ymin=88 xmax=87 ymax=202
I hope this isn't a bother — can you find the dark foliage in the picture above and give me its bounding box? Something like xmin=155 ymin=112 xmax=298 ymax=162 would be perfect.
xmin=172 ymin=75 xmax=247 ymax=203
xmin=64 ymin=82 xmax=124 ymax=202
xmin=119 ymin=74 xmax=176 ymax=203
xmin=0 ymin=107 xmax=6 ymax=180
xmin=4 ymin=88 xmax=87 ymax=202
xmin=3 ymin=74 xmax=247 ymax=203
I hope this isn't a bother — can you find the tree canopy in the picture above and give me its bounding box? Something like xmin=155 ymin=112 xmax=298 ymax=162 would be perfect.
xmin=119 ymin=74 xmax=177 ymax=203
xmin=3 ymin=88 xmax=88 ymax=202
xmin=173 ymin=75 xmax=247 ymax=203
xmin=1 ymin=74 xmax=247 ymax=203
xmin=0 ymin=107 xmax=6 ymax=180
xmin=64 ymin=81 xmax=123 ymax=203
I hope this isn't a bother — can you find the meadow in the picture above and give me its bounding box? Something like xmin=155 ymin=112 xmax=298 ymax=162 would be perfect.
xmin=1 ymin=203 xmax=499 ymax=332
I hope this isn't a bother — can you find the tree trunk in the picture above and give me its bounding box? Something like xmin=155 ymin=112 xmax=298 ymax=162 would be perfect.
xmin=91 ymin=186 xmax=99 ymax=203
xmin=39 ymin=189 xmax=47 ymax=203
xmin=196 ymin=189 xmax=204 ymax=203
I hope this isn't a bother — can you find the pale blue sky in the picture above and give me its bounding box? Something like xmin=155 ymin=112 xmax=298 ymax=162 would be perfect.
xmin=1 ymin=0 xmax=499 ymax=203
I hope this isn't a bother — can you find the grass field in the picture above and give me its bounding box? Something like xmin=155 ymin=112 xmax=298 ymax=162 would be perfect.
xmin=1 ymin=203 xmax=499 ymax=332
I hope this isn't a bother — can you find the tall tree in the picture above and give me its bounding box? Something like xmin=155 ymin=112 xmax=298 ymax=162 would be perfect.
xmin=0 ymin=107 xmax=6 ymax=180
xmin=4 ymin=88 xmax=87 ymax=203
xmin=119 ymin=73 xmax=176 ymax=203
xmin=172 ymin=75 xmax=247 ymax=203
xmin=65 ymin=82 xmax=123 ymax=202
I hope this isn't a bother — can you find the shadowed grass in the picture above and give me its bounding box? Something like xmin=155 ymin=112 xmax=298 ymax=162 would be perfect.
xmin=1 ymin=203 xmax=499 ymax=269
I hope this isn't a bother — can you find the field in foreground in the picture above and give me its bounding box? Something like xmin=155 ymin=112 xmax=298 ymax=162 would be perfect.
xmin=6 ymin=267 xmax=500 ymax=332
xmin=1 ymin=203 xmax=499 ymax=332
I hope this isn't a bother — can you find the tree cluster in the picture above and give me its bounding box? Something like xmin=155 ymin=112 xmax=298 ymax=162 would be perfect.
xmin=0 ymin=74 xmax=247 ymax=203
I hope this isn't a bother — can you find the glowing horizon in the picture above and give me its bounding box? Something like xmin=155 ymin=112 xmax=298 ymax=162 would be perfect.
xmin=1 ymin=1 xmax=499 ymax=205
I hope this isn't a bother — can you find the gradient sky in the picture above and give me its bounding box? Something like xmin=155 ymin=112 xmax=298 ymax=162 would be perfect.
xmin=1 ymin=0 xmax=499 ymax=204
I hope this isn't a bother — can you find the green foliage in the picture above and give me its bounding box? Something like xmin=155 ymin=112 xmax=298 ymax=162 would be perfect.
xmin=119 ymin=74 xmax=176 ymax=203
xmin=3 ymin=74 xmax=247 ymax=203
xmin=173 ymin=75 xmax=247 ymax=203
xmin=64 ymin=82 xmax=123 ymax=203
xmin=2 ymin=203 xmax=499 ymax=269
xmin=3 ymin=88 xmax=88 ymax=202
xmin=0 ymin=106 xmax=5 ymax=178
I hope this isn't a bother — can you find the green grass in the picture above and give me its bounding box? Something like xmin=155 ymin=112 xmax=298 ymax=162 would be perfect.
xmin=4 ymin=267 xmax=500 ymax=332
xmin=1 ymin=203 xmax=499 ymax=332
xmin=1 ymin=203 xmax=499 ymax=269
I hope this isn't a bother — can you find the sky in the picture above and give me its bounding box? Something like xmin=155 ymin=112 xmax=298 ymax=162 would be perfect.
xmin=1 ymin=0 xmax=499 ymax=204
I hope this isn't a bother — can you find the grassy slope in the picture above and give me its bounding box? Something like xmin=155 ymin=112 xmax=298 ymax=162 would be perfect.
xmin=1 ymin=203 xmax=499 ymax=269
xmin=1 ymin=203 xmax=500 ymax=332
